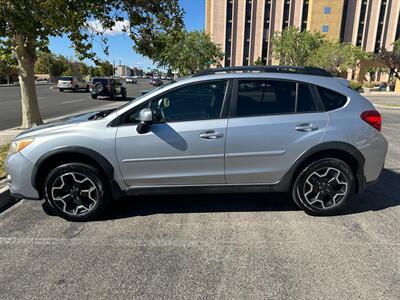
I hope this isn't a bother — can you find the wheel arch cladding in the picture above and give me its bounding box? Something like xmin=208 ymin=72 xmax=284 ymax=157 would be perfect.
xmin=32 ymin=146 xmax=122 ymax=199
xmin=279 ymin=141 xmax=365 ymax=193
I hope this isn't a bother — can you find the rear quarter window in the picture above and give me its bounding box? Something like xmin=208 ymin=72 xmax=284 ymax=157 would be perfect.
xmin=317 ymin=86 xmax=348 ymax=111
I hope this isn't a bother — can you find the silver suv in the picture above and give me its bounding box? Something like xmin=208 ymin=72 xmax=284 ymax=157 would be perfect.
xmin=5 ymin=66 xmax=388 ymax=221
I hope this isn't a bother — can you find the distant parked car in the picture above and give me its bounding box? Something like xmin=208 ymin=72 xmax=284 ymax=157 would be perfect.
xmin=160 ymin=76 xmax=166 ymax=80
xmin=151 ymin=78 xmax=163 ymax=86
xmin=90 ymin=77 xmax=127 ymax=100
xmin=166 ymin=76 xmax=173 ymax=80
xmin=126 ymin=77 xmax=137 ymax=84
xmin=35 ymin=78 xmax=49 ymax=84
xmin=58 ymin=76 xmax=89 ymax=92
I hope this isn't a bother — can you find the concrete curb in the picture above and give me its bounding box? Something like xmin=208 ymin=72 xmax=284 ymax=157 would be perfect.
xmin=0 ymin=185 xmax=12 ymax=212
xmin=374 ymin=104 xmax=400 ymax=110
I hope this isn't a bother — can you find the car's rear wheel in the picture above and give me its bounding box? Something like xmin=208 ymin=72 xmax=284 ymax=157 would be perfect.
xmin=91 ymin=94 xmax=97 ymax=99
xmin=59 ymin=88 xmax=64 ymax=92
xmin=121 ymin=88 xmax=127 ymax=99
xmin=74 ymin=85 xmax=79 ymax=92
xmin=44 ymin=163 xmax=110 ymax=221
xmin=292 ymin=158 xmax=355 ymax=216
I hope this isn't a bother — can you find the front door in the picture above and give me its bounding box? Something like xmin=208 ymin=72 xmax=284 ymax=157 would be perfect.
xmin=116 ymin=80 xmax=229 ymax=186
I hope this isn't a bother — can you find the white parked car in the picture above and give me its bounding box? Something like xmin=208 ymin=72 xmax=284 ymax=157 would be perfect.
xmin=58 ymin=76 xmax=89 ymax=92
xmin=35 ymin=78 xmax=49 ymax=84
xmin=126 ymin=77 xmax=137 ymax=84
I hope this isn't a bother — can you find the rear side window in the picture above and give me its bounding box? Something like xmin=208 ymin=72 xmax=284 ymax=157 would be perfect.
xmin=236 ymin=80 xmax=296 ymax=117
xmin=297 ymin=84 xmax=317 ymax=113
xmin=317 ymin=86 xmax=347 ymax=111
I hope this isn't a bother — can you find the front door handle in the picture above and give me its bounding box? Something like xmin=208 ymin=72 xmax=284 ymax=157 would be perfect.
xmin=200 ymin=130 xmax=224 ymax=139
xmin=295 ymin=123 xmax=319 ymax=132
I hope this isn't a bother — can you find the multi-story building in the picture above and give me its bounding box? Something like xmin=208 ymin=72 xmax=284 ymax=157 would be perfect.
xmin=205 ymin=0 xmax=400 ymax=66
xmin=115 ymin=65 xmax=131 ymax=77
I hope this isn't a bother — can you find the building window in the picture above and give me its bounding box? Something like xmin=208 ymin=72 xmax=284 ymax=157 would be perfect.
xmin=301 ymin=0 xmax=309 ymax=31
xmin=224 ymin=0 xmax=233 ymax=67
xmin=322 ymin=25 xmax=329 ymax=32
xmin=261 ymin=0 xmax=271 ymax=64
xmin=374 ymin=0 xmax=387 ymax=53
xmin=242 ymin=0 xmax=252 ymax=66
xmin=282 ymin=0 xmax=291 ymax=30
xmin=356 ymin=0 xmax=368 ymax=47
xmin=323 ymin=7 xmax=331 ymax=14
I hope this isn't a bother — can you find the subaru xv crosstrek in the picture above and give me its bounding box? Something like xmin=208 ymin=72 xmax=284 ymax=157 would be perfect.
xmin=5 ymin=66 xmax=388 ymax=221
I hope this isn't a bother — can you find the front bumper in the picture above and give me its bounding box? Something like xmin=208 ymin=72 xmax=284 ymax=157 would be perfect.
xmin=5 ymin=153 xmax=40 ymax=200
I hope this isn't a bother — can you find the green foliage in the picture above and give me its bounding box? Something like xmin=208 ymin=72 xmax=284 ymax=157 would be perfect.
xmin=377 ymin=40 xmax=400 ymax=80
xmin=349 ymin=81 xmax=363 ymax=91
xmin=149 ymin=30 xmax=224 ymax=76
xmin=309 ymin=42 xmax=369 ymax=76
xmin=253 ymin=57 xmax=264 ymax=66
xmin=273 ymin=27 xmax=326 ymax=66
xmin=98 ymin=61 xmax=114 ymax=77
xmin=273 ymin=27 xmax=369 ymax=76
xmin=0 ymin=46 xmax=17 ymax=83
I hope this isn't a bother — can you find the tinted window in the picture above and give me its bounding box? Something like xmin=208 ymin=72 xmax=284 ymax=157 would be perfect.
xmin=236 ymin=80 xmax=296 ymax=117
xmin=317 ymin=86 xmax=347 ymax=111
xmin=297 ymin=84 xmax=317 ymax=113
xmin=125 ymin=81 xmax=227 ymax=124
xmin=59 ymin=76 xmax=73 ymax=81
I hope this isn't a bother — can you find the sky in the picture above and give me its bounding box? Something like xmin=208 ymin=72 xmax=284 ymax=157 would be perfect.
xmin=48 ymin=0 xmax=205 ymax=70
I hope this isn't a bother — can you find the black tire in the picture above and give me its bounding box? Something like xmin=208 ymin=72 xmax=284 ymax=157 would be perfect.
xmin=86 ymin=85 xmax=90 ymax=92
xmin=121 ymin=88 xmax=127 ymax=99
xmin=91 ymin=94 xmax=97 ymax=99
xmin=43 ymin=163 xmax=110 ymax=221
xmin=59 ymin=88 xmax=64 ymax=92
xmin=292 ymin=158 xmax=355 ymax=216
xmin=110 ymin=90 xmax=116 ymax=100
xmin=75 ymin=85 xmax=79 ymax=92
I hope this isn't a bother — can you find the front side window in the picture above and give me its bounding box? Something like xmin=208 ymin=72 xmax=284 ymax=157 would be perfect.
xmin=124 ymin=81 xmax=228 ymax=124
xmin=235 ymin=80 xmax=296 ymax=117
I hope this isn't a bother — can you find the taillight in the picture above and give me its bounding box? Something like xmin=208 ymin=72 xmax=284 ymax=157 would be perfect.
xmin=361 ymin=110 xmax=382 ymax=131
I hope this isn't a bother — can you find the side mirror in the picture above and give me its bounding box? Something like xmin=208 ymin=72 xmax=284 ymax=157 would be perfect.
xmin=136 ymin=108 xmax=153 ymax=134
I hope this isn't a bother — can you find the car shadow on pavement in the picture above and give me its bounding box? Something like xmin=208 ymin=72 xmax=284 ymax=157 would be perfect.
xmin=97 ymin=169 xmax=400 ymax=221
xmin=341 ymin=168 xmax=400 ymax=215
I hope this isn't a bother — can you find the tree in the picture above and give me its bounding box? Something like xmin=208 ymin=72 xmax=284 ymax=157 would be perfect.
xmin=309 ymin=42 xmax=369 ymax=76
xmin=0 ymin=46 xmax=17 ymax=84
xmin=252 ymin=57 xmax=264 ymax=66
xmin=98 ymin=61 xmax=114 ymax=77
xmin=377 ymin=40 xmax=400 ymax=81
xmin=149 ymin=30 xmax=224 ymax=76
xmin=273 ymin=27 xmax=326 ymax=66
xmin=0 ymin=0 xmax=183 ymax=128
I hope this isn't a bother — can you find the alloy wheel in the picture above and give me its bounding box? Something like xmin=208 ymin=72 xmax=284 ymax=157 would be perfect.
xmin=51 ymin=172 xmax=98 ymax=216
xmin=301 ymin=167 xmax=348 ymax=209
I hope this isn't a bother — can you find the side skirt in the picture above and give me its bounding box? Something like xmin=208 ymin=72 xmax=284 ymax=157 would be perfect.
xmin=123 ymin=183 xmax=286 ymax=197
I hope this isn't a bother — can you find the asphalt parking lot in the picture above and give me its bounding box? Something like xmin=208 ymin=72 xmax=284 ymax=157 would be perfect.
xmin=0 ymin=108 xmax=399 ymax=299
xmin=0 ymin=79 xmax=154 ymax=130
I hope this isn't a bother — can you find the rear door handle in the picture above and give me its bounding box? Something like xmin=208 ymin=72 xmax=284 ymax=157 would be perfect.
xmin=295 ymin=123 xmax=319 ymax=132
xmin=200 ymin=130 xmax=224 ymax=139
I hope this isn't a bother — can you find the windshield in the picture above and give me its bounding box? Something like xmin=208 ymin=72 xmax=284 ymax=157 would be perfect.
xmin=114 ymin=79 xmax=178 ymax=112
xmin=59 ymin=76 xmax=73 ymax=81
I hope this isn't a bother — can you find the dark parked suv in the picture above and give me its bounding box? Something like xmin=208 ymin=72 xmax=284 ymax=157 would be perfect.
xmin=91 ymin=77 xmax=127 ymax=100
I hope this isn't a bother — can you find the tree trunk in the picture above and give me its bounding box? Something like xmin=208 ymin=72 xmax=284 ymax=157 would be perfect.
xmin=14 ymin=34 xmax=43 ymax=129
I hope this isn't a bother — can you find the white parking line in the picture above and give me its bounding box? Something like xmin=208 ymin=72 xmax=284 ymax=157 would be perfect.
xmin=0 ymin=186 xmax=9 ymax=194
xmin=61 ymin=98 xmax=87 ymax=104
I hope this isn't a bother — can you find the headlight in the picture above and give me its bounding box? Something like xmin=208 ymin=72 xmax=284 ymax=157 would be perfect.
xmin=8 ymin=138 xmax=34 ymax=156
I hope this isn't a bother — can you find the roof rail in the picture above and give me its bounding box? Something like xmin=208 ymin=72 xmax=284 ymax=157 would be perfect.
xmin=193 ymin=66 xmax=332 ymax=77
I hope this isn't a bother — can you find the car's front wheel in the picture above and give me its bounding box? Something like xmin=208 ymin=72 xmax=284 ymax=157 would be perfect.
xmin=292 ymin=158 xmax=355 ymax=216
xmin=44 ymin=163 xmax=110 ymax=221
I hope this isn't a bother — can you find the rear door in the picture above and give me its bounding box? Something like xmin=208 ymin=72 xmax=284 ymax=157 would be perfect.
xmin=225 ymin=79 xmax=328 ymax=184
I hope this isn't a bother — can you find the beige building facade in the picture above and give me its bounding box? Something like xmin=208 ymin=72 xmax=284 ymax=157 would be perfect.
xmin=205 ymin=0 xmax=400 ymax=66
